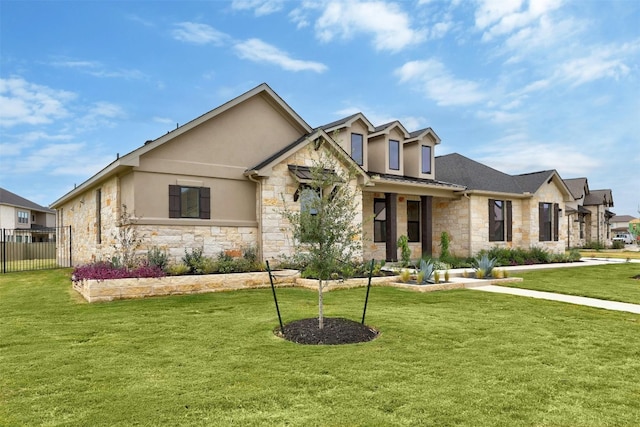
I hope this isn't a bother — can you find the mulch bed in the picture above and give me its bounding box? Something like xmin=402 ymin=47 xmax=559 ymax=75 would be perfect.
xmin=278 ymin=317 xmax=379 ymax=345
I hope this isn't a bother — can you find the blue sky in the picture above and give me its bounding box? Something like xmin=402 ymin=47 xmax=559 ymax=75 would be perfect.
xmin=1 ymin=0 xmax=639 ymax=216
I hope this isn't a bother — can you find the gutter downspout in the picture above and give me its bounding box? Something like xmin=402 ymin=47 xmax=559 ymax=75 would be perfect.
xmin=246 ymin=171 xmax=264 ymax=263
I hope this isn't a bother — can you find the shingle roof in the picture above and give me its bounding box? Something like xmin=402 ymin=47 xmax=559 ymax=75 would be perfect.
xmin=320 ymin=113 xmax=361 ymax=131
xmin=563 ymin=177 xmax=588 ymax=200
xmin=514 ymin=170 xmax=557 ymax=194
xmin=434 ymin=153 xmax=524 ymax=193
xmin=584 ymin=189 xmax=614 ymax=207
xmin=0 ymin=188 xmax=54 ymax=213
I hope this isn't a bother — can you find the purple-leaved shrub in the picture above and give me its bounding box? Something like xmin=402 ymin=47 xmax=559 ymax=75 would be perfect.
xmin=72 ymin=261 xmax=165 ymax=281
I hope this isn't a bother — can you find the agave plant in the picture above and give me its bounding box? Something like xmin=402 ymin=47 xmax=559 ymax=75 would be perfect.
xmin=417 ymin=258 xmax=435 ymax=285
xmin=473 ymin=254 xmax=498 ymax=278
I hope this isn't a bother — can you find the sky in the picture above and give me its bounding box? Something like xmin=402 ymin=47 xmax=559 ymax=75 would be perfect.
xmin=1 ymin=0 xmax=639 ymax=217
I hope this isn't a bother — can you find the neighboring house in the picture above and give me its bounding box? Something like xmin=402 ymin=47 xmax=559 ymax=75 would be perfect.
xmin=610 ymin=215 xmax=637 ymax=236
xmin=563 ymin=178 xmax=615 ymax=247
xmin=51 ymin=83 xmax=590 ymax=266
xmin=0 ymin=187 xmax=56 ymax=242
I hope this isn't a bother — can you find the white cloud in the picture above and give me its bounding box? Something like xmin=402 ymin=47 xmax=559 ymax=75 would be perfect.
xmin=475 ymin=0 xmax=562 ymax=41
xmin=11 ymin=142 xmax=114 ymax=177
xmin=51 ymin=58 xmax=146 ymax=80
xmin=234 ymin=38 xmax=327 ymax=72
xmin=0 ymin=77 xmax=75 ymax=127
xmin=231 ymin=0 xmax=286 ymax=16
xmin=554 ymin=42 xmax=639 ymax=87
xmin=395 ymin=59 xmax=486 ymax=106
xmin=172 ymin=22 xmax=230 ymax=45
xmin=477 ymin=139 xmax=600 ymax=176
xmin=314 ymin=0 xmax=426 ymax=52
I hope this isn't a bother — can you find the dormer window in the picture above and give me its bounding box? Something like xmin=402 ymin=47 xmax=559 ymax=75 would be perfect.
xmin=389 ymin=139 xmax=400 ymax=170
xmin=421 ymin=145 xmax=432 ymax=174
xmin=351 ymin=133 xmax=363 ymax=166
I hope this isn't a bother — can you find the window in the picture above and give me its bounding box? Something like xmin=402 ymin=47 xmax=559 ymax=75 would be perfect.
xmin=17 ymin=211 xmax=29 ymax=224
xmin=489 ymin=199 xmax=512 ymax=242
xmin=169 ymin=185 xmax=211 ymax=219
xmin=421 ymin=145 xmax=432 ymax=174
xmin=374 ymin=199 xmax=386 ymax=242
xmin=538 ymin=202 xmax=559 ymax=241
xmin=296 ymin=186 xmax=320 ymax=215
xmin=96 ymin=189 xmax=102 ymax=244
xmin=389 ymin=139 xmax=399 ymax=170
xmin=351 ymin=133 xmax=364 ymax=166
xmin=407 ymin=201 xmax=420 ymax=242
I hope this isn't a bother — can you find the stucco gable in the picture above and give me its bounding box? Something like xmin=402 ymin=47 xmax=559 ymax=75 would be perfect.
xmin=51 ymin=83 xmax=311 ymax=208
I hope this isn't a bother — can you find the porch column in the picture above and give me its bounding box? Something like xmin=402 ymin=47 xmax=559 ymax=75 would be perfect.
xmin=385 ymin=193 xmax=398 ymax=262
xmin=421 ymin=196 xmax=432 ymax=257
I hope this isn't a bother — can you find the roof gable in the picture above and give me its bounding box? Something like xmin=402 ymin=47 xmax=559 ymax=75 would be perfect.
xmin=320 ymin=113 xmax=375 ymax=133
xmin=245 ymin=128 xmax=369 ymax=183
xmin=52 ymin=83 xmax=312 ymax=208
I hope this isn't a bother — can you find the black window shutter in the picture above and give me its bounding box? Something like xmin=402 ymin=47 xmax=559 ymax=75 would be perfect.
xmin=538 ymin=203 xmax=544 ymax=241
xmin=200 ymin=187 xmax=211 ymax=219
xmin=553 ymin=203 xmax=559 ymax=241
xmin=488 ymin=199 xmax=496 ymax=242
xmin=169 ymin=185 xmax=180 ymax=218
xmin=506 ymin=201 xmax=513 ymax=242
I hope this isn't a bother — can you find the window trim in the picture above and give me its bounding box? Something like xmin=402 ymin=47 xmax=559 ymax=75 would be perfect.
xmin=538 ymin=202 xmax=559 ymax=241
xmin=389 ymin=139 xmax=400 ymax=171
xmin=489 ymin=199 xmax=512 ymax=242
xmin=421 ymin=145 xmax=432 ymax=174
xmin=351 ymin=133 xmax=364 ymax=166
xmin=96 ymin=189 xmax=102 ymax=244
xmin=169 ymin=185 xmax=211 ymax=219
xmin=374 ymin=198 xmax=387 ymax=243
xmin=407 ymin=200 xmax=420 ymax=242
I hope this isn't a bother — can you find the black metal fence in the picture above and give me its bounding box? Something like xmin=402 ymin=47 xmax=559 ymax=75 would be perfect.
xmin=1 ymin=226 xmax=72 ymax=273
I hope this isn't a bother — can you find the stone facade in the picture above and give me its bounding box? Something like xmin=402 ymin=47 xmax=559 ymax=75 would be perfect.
xmin=260 ymin=143 xmax=364 ymax=263
xmin=57 ymin=176 xmax=122 ymax=265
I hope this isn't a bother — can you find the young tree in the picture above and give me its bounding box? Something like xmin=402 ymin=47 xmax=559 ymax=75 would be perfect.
xmin=282 ymin=153 xmax=363 ymax=329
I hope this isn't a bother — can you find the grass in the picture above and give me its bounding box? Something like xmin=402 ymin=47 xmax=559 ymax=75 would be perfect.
xmin=0 ymin=258 xmax=60 ymax=273
xmin=1 ymin=268 xmax=640 ymax=426
xmin=508 ymin=263 xmax=640 ymax=305
xmin=579 ymin=249 xmax=640 ymax=260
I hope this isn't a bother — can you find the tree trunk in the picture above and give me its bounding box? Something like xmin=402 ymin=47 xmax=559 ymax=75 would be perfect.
xmin=318 ymin=278 xmax=324 ymax=329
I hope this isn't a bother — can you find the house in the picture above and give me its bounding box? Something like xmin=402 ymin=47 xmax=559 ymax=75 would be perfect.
xmin=563 ymin=178 xmax=615 ymax=247
xmin=433 ymin=154 xmax=574 ymax=256
xmin=0 ymin=187 xmax=56 ymax=242
xmin=51 ymin=83 xmax=587 ymax=266
xmin=610 ymin=215 xmax=637 ymax=236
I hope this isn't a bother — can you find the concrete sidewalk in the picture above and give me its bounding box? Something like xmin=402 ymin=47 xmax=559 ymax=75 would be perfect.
xmin=470 ymin=285 xmax=640 ymax=314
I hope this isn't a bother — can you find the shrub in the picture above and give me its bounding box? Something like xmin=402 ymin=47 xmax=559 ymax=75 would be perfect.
xmin=611 ymin=241 xmax=625 ymax=249
xmin=399 ymin=269 xmax=411 ymax=283
xmin=182 ymin=248 xmax=206 ymax=274
xmin=72 ymin=261 xmax=165 ymax=281
xmin=444 ymin=270 xmax=450 ymax=282
xmin=569 ymin=248 xmax=582 ymax=262
xmin=473 ymin=254 xmax=497 ymax=278
xmin=440 ymin=231 xmax=450 ymax=259
xmin=397 ymin=235 xmax=411 ymax=267
xmin=528 ymin=246 xmax=550 ymax=264
xmin=433 ymin=270 xmax=440 ymax=284
xmin=166 ymin=263 xmax=190 ymax=276
xmin=147 ymin=246 xmax=169 ymax=271
xmin=417 ymin=259 xmax=435 ymax=284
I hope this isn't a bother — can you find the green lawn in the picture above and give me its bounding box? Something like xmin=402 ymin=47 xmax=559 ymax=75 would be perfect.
xmin=2 ymin=269 xmax=640 ymax=426
xmin=508 ymin=263 xmax=640 ymax=305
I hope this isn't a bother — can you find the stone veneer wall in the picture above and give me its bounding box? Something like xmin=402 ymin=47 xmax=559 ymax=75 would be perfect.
xmin=260 ymin=144 xmax=364 ymax=263
xmin=58 ymin=176 xmax=122 ymax=265
xmin=432 ymin=196 xmax=470 ymax=257
xmin=137 ymin=224 xmax=258 ymax=263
